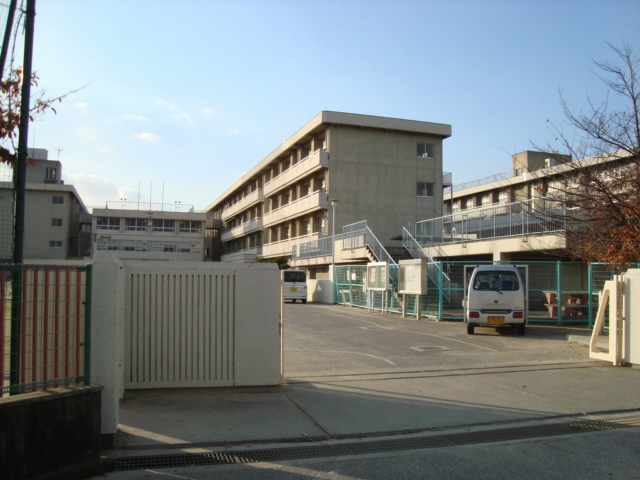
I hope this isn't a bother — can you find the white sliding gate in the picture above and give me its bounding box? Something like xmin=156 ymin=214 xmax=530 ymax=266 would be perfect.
xmin=123 ymin=262 xmax=281 ymax=389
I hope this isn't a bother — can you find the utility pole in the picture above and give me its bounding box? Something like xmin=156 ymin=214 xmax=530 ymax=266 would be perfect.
xmin=10 ymin=0 xmax=36 ymax=394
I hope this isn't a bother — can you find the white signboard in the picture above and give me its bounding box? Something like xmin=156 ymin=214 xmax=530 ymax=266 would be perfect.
xmin=366 ymin=262 xmax=389 ymax=291
xmin=399 ymin=259 xmax=429 ymax=295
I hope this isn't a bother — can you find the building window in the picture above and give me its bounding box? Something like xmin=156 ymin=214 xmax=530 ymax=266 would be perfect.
xmin=498 ymin=190 xmax=509 ymax=204
xmin=179 ymin=220 xmax=201 ymax=233
xmin=465 ymin=198 xmax=475 ymax=210
xmin=51 ymin=218 xmax=63 ymax=227
xmin=52 ymin=196 xmax=64 ymax=205
xmin=49 ymin=240 xmax=63 ymax=248
xmin=516 ymin=168 xmax=525 ymax=176
xmin=97 ymin=217 xmax=121 ymax=231
xmin=481 ymin=194 xmax=492 ymax=206
xmin=125 ymin=218 xmax=148 ymax=231
xmin=416 ymin=181 xmax=434 ymax=197
xmin=417 ymin=143 xmax=434 ymax=158
xmin=46 ymin=167 xmax=57 ymax=181
xmin=152 ymin=219 xmax=175 ymax=233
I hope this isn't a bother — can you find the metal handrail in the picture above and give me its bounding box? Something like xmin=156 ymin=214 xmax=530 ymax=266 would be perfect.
xmin=414 ymin=196 xmax=569 ymax=246
xmin=342 ymin=221 xmax=396 ymax=266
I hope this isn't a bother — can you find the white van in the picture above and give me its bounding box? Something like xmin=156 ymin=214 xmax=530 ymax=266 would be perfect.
xmin=464 ymin=265 xmax=527 ymax=335
xmin=282 ymin=269 xmax=307 ymax=303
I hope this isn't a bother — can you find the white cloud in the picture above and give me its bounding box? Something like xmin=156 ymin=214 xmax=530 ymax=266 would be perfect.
xmin=73 ymin=102 xmax=88 ymax=109
xmin=201 ymin=108 xmax=214 ymax=118
xmin=156 ymin=99 xmax=178 ymax=110
xmin=227 ymin=127 xmax=240 ymax=134
xmin=172 ymin=112 xmax=193 ymax=125
xmin=65 ymin=173 xmax=118 ymax=208
xmin=132 ymin=132 xmax=162 ymax=142
xmin=97 ymin=145 xmax=115 ymax=154
xmin=65 ymin=174 xmax=144 ymax=209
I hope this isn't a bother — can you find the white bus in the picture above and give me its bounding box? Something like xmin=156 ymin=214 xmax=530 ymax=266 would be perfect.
xmin=282 ymin=269 xmax=307 ymax=303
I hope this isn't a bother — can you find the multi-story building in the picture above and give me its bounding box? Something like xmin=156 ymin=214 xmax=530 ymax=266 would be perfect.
xmin=0 ymin=149 xmax=91 ymax=261
xmin=412 ymin=149 xmax=631 ymax=262
xmin=205 ymin=111 xmax=452 ymax=265
xmin=91 ymin=203 xmax=207 ymax=261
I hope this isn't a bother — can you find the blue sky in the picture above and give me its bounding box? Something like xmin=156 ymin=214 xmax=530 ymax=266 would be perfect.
xmin=4 ymin=0 xmax=640 ymax=211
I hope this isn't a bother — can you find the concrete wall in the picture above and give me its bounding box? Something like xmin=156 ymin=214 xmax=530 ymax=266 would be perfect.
xmin=329 ymin=125 xmax=444 ymax=246
xmin=0 ymin=385 xmax=104 ymax=480
xmin=308 ymin=278 xmax=334 ymax=303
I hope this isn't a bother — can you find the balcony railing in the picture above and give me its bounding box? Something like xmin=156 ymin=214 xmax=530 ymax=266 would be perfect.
xmin=221 ymin=217 xmax=263 ymax=242
xmin=263 ymin=190 xmax=328 ymax=227
xmin=263 ymin=232 xmax=322 ymax=259
xmin=264 ymin=149 xmax=329 ymax=197
xmin=414 ymin=196 xmax=569 ymax=246
xmin=221 ymin=189 xmax=264 ymax=222
xmin=221 ymin=246 xmax=262 ymax=262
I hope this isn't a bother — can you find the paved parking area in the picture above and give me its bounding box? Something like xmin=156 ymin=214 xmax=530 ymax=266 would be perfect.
xmin=283 ymin=303 xmax=595 ymax=378
xmin=102 ymin=304 xmax=640 ymax=479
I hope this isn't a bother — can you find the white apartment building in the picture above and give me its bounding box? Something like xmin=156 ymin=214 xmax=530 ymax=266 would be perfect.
xmin=0 ymin=149 xmax=91 ymax=261
xmin=205 ymin=111 xmax=452 ymax=264
xmin=92 ymin=203 xmax=207 ymax=261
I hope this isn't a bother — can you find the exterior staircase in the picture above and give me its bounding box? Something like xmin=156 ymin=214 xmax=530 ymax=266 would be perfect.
xmin=385 ymin=246 xmax=412 ymax=264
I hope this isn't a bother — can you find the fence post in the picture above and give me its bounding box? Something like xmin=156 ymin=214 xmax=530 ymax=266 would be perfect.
xmin=556 ymin=261 xmax=563 ymax=324
xmin=438 ymin=261 xmax=444 ymax=320
xmin=588 ymin=263 xmax=594 ymax=328
xmin=9 ymin=265 xmax=23 ymax=395
xmin=83 ymin=265 xmax=92 ymax=386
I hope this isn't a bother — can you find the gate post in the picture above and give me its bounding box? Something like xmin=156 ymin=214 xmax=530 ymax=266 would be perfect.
xmin=90 ymin=253 xmax=126 ymax=443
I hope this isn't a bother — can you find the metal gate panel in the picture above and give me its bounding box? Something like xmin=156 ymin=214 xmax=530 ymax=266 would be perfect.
xmin=125 ymin=270 xmax=235 ymax=388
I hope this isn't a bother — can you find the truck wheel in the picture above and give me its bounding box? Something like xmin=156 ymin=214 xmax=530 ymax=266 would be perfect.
xmin=517 ymin=325 xmax=526 ymax=336
xmin=467 ymin=324 xmax=474 ymax=335
xmin=302 ymin=299 xmax=307 ymax=304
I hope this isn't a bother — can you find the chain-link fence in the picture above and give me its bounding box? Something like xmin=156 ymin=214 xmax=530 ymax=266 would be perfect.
xmin=334 ymin=261 xmax=638 ymax=326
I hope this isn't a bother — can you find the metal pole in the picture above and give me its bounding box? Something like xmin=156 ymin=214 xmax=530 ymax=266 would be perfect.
xmin=330 ymin=199 xmax=338 ymax=303
xmin=10 ymin=0 xmax=36 ymax=395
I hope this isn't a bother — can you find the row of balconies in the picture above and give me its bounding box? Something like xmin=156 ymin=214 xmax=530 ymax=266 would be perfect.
xmin=221 ymin=217 xmax=263 ymax=242
xmin=263 ymin=190 xmax=328 ymax=227
xmin=264 ymin=149 xmax=329 ymax=197
xmin=262 ymin=232 xmax=323 ymax=259
xmin=221 ymin=188 xmax=264 ymax=222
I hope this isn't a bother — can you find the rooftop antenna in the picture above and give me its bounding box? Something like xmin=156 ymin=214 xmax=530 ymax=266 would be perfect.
xmin=53 ymin=147 xmax=63 ymax=160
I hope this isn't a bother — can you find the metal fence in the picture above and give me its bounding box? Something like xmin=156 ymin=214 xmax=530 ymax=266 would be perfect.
xmin=0 ymin=264 xmax=91 ymax=397
xmin=334 ymin=261 xmax=637 ymax=326
xmin=412 ymin=197 xmax=568 ymax=246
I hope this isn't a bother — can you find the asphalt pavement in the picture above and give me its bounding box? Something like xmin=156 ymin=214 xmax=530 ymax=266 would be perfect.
xmin=95 ymin=305 xmax=640 ymax=479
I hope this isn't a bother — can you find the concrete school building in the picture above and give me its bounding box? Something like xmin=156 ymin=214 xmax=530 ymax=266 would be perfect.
xmin=204 ymin=111 xmax=452 ymax=267
xmin=0 ymin=148 xmax=91 ymax=262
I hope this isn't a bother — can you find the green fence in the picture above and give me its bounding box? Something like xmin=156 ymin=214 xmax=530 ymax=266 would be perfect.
xmin=0 ymin=264 xmax=92 ymax=397
xmin=334 ymin=261 xmax=636 ymax=325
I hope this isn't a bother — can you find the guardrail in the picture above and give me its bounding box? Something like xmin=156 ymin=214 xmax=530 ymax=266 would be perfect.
xmin=414 ymin=197 xmax=568 ymax=246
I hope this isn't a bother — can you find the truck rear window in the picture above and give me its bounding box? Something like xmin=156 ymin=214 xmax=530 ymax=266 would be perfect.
xmin=473 ymin=271 xmax=519 ymax=291
xmin=284 ymin=271 xmax=306 ymax=283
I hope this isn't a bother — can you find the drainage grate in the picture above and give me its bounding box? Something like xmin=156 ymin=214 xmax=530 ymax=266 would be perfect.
xmin=114 ymin=415 xmax=640 ymax=471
